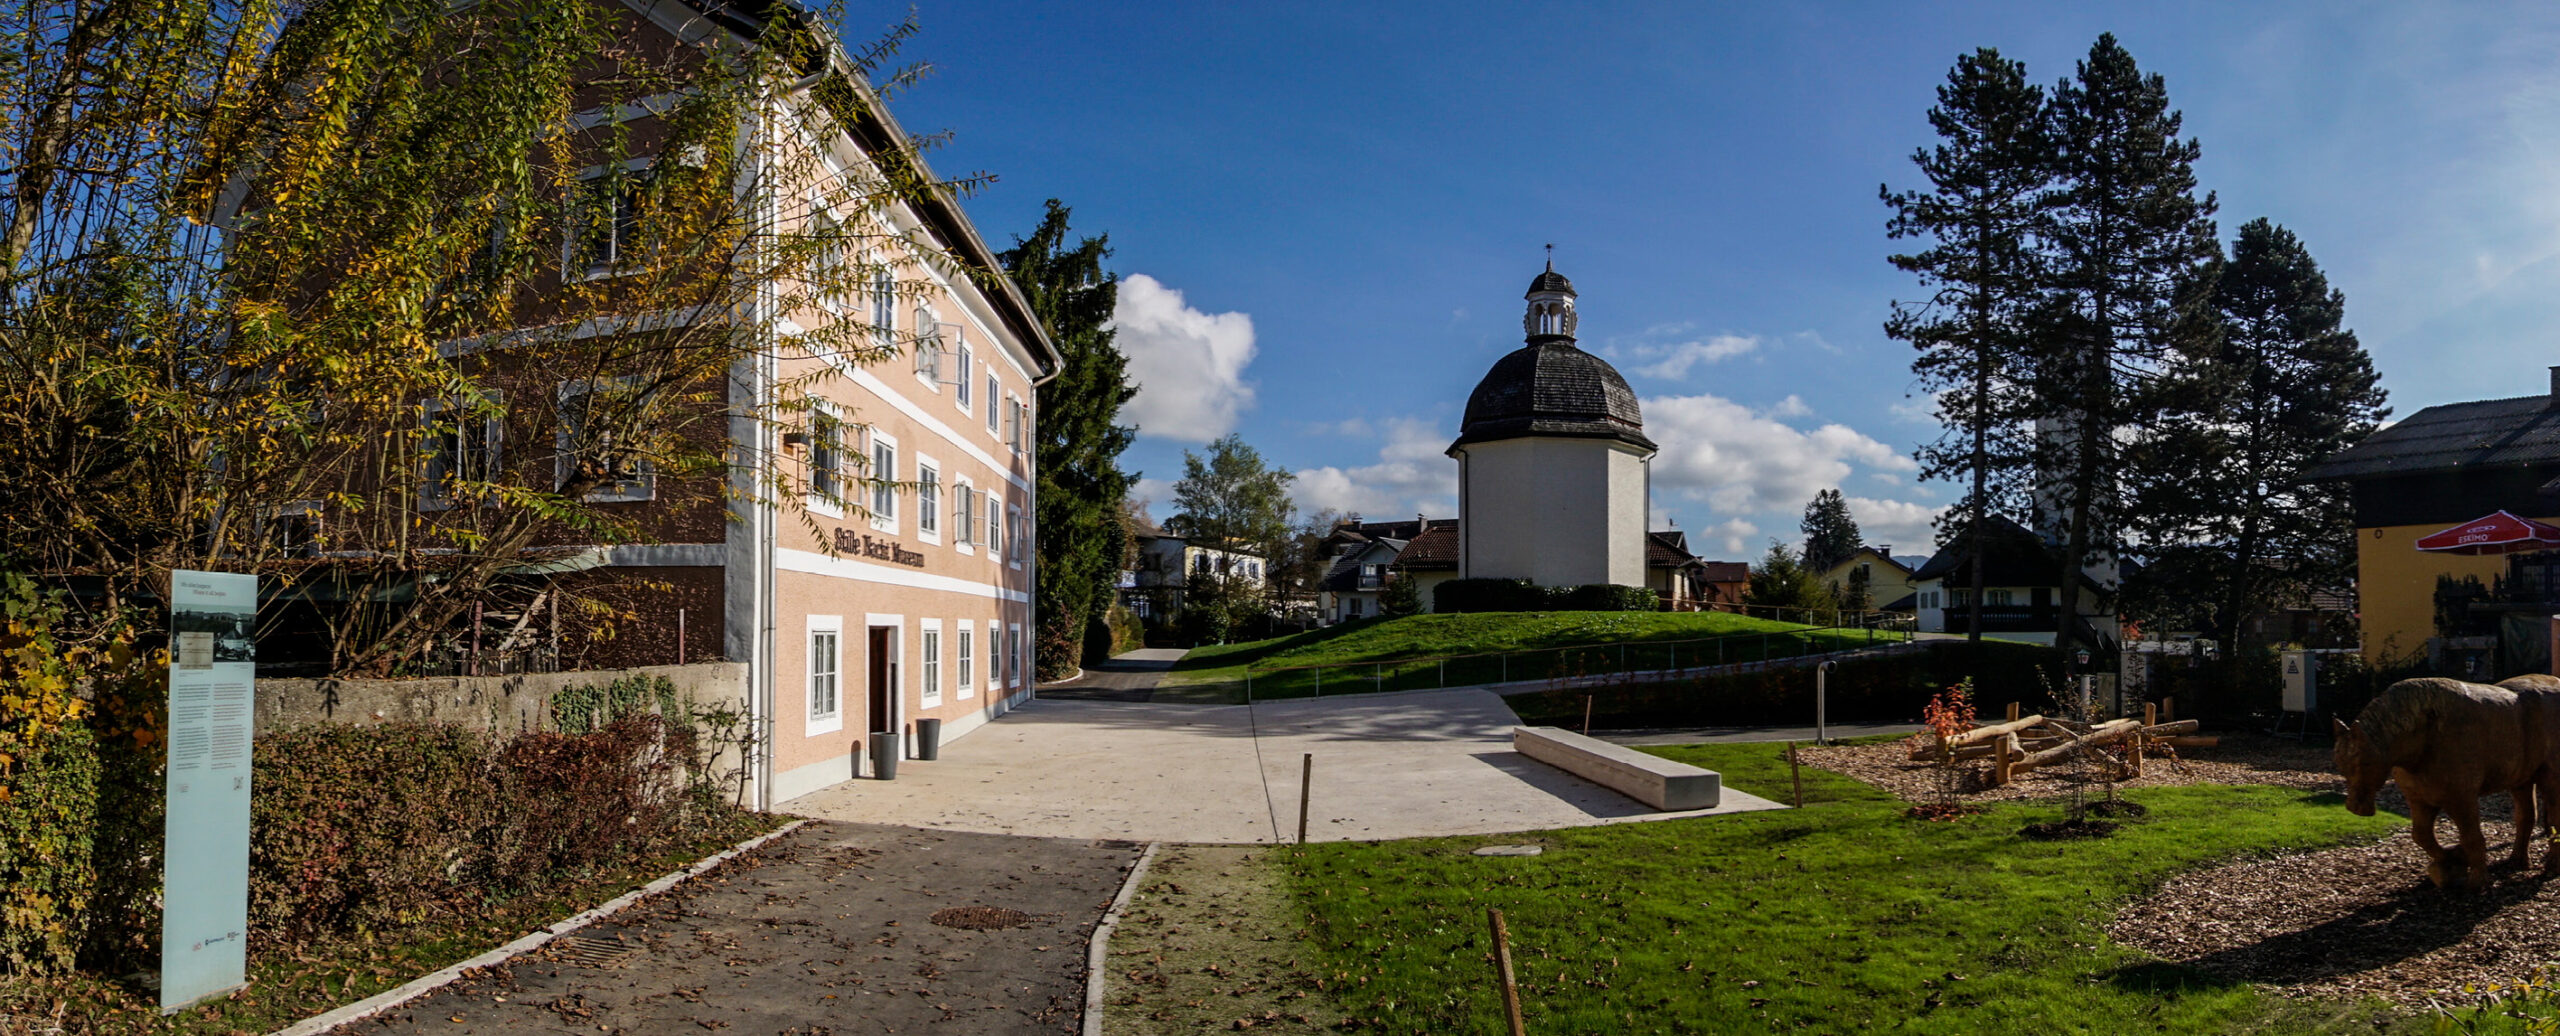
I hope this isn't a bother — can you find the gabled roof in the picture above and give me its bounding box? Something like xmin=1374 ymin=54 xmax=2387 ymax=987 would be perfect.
xmin=1910 ymin=515 xmax=2077 ymax=588
xmin=1391 ymin=521 xmax=1461 ymax=571
xmin=2305 ymin=394 xmax=2560 ymax=482
xmin=1697 ymin=561 xmax=1750 ymax=583
xmin=1646 ymin=530 xmax=1700 ymax=569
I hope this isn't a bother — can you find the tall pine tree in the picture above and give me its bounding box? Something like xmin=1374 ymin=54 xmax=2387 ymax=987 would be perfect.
xmin=1003 ymin=200 xmax=1135 ymax=679
xmin=1800 ymin=488 xmax=1864 ymax=573
xmin=1884 ymin=47 xmax=2050 ymax=653
xmin=2129 ymin=218 xmax=2386 ymax=661
xmin=2036 ymin=33 xmax=2221 ymax=679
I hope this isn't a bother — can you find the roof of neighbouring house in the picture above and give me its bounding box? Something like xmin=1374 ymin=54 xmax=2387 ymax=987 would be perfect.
xmin=1647 ymin=530 xmax=1701 ymax=569
xmin=1698 ymin=561 xmax=1750 ymax=583
xmin=2305 ymin=394 xmax=2560 ymax=481
xmin=1909 ymin=514 xmax=2075 ymax=588
xmin=1389 ymin=521 xmax=1462 ymax=570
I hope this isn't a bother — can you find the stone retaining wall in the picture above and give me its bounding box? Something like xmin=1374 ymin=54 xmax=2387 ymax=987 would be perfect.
xmin=255 ymin=662 xmax=750 ymax=737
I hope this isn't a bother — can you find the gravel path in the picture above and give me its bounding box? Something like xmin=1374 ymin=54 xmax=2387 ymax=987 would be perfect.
xmin=333 ymin=822 xmax=1143 ymax=1036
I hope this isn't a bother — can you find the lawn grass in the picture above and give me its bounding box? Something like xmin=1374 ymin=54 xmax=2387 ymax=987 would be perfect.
xmin=1 ymin=811 xmax=787 ymax=1035
xmin=1280 ymin=743 xmax=2421 ymax=1034
xmin=1158 ymin=612 xmax=1907 ymax=701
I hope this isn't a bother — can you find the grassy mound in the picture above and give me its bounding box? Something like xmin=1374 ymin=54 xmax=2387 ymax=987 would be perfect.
xmin=1158 ymin=612 xmax=1904 ymax=701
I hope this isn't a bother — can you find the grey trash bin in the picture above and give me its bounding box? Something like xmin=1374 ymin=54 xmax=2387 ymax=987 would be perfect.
xmin=869 ymin=731 xmax=900 ymax=780
xmin=916 ymin=717 xmax=943 ymax=761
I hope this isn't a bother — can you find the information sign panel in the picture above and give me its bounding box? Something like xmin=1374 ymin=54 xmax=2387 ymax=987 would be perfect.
xmin=161 ymin=569 xmax=256 ymax=1013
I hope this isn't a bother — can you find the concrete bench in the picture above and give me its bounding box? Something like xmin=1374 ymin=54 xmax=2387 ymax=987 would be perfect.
xmin=1512 ymin=727 xmax=1722 ymax=811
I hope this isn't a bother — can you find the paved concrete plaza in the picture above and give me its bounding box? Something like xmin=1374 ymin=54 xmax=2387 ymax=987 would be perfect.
xmin=779 ymin=687 xmax=1785 ymax=844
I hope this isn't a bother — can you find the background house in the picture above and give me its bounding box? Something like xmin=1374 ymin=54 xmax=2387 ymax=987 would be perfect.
xmin=1814 ymin=545 xmax=1919 ymax=612
xmin=1908 ymin=516 xmax=2103 ymax=646
xmin=1122 ymin=526 xmax=1268 ymax=624
xmin=2307 ymin=365 xmax=2560 ymax=671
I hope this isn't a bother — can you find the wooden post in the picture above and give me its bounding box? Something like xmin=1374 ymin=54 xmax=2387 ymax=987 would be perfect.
xmin=677 ymin=607 xmax=687 ymax=666
xmin=2006 ymin=701 xmax=2020 ymax=722
xmin=1993 ymin=733 xmax=2012 ymax=787
xmin=1582 ymin=695 xmax=1594 ymax=736
xmin=1296 ymin=753 xmax=1313 ymax=846
xmin=1786 ymin=741 xmax=1805 ymax=808
xmin=2145 ymin=702 xmax=2157 ymax=727
xmin=2164 ymin=696 xmax=2176 ymax=723
xmin=1488 ymin=908 xmax=1526 ymax=1036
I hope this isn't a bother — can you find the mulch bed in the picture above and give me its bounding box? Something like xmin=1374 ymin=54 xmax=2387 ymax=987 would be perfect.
xmin=2110 ymin=823 xmax=2560 ymax=1006
xmin=1799 ymin=727 xmax=2560 ymax=1006
xmin=1797 ymin=729 xmax=2341 ymax=805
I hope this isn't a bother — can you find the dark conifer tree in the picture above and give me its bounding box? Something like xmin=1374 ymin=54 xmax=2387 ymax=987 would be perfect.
xmin=1003 ymin=200 xmax=1136 ymax=679
xmin=1884 ymin=47 xmax=2051 ymax=653
xmin=1800 ymin=488 xmax=1864 ymax=573
xmin=2035 ymin=33 xmax=2221 ymax=679
xmin=2129 ymin=218 xmax=2387 ymax=659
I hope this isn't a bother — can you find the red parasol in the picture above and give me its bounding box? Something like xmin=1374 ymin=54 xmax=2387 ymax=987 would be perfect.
xmin=2414 ymin=510 xmax=2560 ymax=555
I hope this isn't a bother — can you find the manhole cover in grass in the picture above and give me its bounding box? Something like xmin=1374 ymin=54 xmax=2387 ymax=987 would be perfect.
xmin=1472 ymin=845 xmax=1544 ymax=857
xmin=548 ymin=935 xmax=643 ymax=969
xmin=931 ymin=906 xmax=1036 ymax=931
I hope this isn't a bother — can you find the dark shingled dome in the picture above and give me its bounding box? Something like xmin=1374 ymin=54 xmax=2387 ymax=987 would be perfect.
xmin=1452 ymin=341 xmax=1655 ymax=453
xmin=1527 ymin=268 xmax=1576 ymax=296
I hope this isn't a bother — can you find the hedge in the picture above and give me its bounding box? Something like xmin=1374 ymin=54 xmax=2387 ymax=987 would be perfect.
xmin=1433 ymin=579 xmax=1658 ymax=614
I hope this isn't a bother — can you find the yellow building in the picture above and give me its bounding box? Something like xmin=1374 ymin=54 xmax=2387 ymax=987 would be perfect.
xmin=2306 ymin=369 xmax=2560 ymax=668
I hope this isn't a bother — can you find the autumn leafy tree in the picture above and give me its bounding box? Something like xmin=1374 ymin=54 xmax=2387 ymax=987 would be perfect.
xmin=2033 ymin=33 xmax=2221 ymax=680
xmin=1883 ymin=46 xmax=2049 ymax=652
xmin=0 ymin=0 xmax=960 ymax=672
xmin=2126 ymin=219 xmax=2386 ymax=658
xmin=1167 ymin=434 xmax=1298 ymax=574
xmin=1004 ymin=200 xmax=1133 ymax=678
xmin=1800 ymin=489 xmax=1864 ymax=573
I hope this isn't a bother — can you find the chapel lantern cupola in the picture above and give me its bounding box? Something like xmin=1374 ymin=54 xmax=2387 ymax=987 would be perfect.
xmin=1524 ymin=260 xmax=1578 ymax=341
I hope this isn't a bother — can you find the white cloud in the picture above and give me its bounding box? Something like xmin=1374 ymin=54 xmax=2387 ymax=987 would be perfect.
xmin=1627 ymin=334 xmax=1760 ymax=380
xmin=1765 ymin=394 xmax=1812 ymax=419
xmin=1643 ymin=391 xmax=1917 ymax=519
xmin=1290 ymin=417 xmax=1458 ymax=522
xmin=1889 ymin=391 xmax=1942 ymax=425
xmin=1109 ymin=274 xmax=1257 ymax=443
xmin=1842 ymin=496 xmax=1949 ymax=558
xmin=1697 ymin=517 xmax=1761 ymax=557
xmin=1128 ymin=476 xmax=1176 ymax=527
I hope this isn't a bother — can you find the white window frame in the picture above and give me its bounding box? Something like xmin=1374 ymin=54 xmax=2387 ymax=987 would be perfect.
xmin=807 ymin=403 xmax=846 ymax=519
xmin=1009 ymin=506 xmax=1026 ymax=568
xmin=419 ymin=393 xmax=503 ymax=512
xmin=913 ymin=305 xmax=945 ymax=392
xmin=955 ymin=344 xmax=974 ymax=413
xmin=1007 ymin=623 xmax=1024 ymax=689
xmin=985 ymin=373 xmax=1001 ymax=434
xmin=985 ymin=490 xmax=1002 ymax=558
xmin=807 ymin=615 xmax=843 ymax=736
xmin=956 ymin=622 xmax=976 ymax=701
xmin=562 ymin=158 xmax=654 ymax=281
xmin=988 ymin=618 xmax=1001 ymax=695
xmin=1003 ymin=395 xmax=1023 ymax=454
xmin=920 ymin=619 xmax=943 ymax=708
xmin=870 ymin=260 xmax=897 ymax=350
xmin=556 ymin=377 xmax=654 ymax=503
xmin=868 ymin=429 xmax=898 ymax=532
xmin=809 ymin=196 xmax=847 ymax=315
xmin=915 ymin=455 xmax=941 ymax=542
xmin=951 ymin=475 xmax=975 ymax=553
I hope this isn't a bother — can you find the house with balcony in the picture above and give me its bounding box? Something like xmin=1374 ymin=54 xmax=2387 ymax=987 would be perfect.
xmin=1908 ymin=515 xmax=2101 ymax=645
xmin=1122 ymin=527 xmax=1268 ymax=624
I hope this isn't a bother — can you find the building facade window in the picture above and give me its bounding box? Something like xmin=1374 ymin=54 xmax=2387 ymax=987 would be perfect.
xmin=957 ymin=625 xmax=975 ymax=700
xmin=918 ymin=461 xmax=940 ymax=536
xmin=808 ymin=618 xmax=842 ymax=735
xmin=921 ymin=623 xmax=942 ymax=706
xmin=871 ymin=265 xmax=896 ymax=349
xmin=913 ymin=307 xmax=943 ymax=387
xmin=985 ymin=491 xmax=1001 ymax=556
xmin=986 ymin=374 xmax=1000 ymax=433
xmin=567 ymin=165 xmax=648 ymax=276
xmin=954 ymin=480 xmax=975 ymax=546
xmin=870 ymin=436 xmax=897 ymax=527
xmin=808 ymin=410 xmax=845 ymax=511
xmin=556 ymin=379 xmax=653 ymax=502
xmin=421 ymin=395 xmax=502 ymax=510
xmin=956 ymin=345 xmax=973 ymax=410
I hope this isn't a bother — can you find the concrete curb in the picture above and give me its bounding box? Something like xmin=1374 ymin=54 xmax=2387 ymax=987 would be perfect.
xmin=1081 ymin=840 xmax=1162 ymax=1036
xmin=266 ymin=819 xmax=808 ymax=1036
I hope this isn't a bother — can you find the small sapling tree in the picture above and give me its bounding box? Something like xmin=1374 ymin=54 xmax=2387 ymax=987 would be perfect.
xmin=1915 ymin=678 xmax=1980 ymax=818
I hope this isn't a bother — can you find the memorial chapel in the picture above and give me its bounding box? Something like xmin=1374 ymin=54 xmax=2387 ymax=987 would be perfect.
xmin=1447 ymin=265 xmax=1658 ymax=588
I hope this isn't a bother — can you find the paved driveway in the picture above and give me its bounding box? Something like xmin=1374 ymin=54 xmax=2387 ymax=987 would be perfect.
xmin=780 ymin=688 xmax=1783 ymax=844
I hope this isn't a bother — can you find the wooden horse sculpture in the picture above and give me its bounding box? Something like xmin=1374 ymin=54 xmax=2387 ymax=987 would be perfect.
xmin=2333 ymin=677 xmax=2553 ymax=889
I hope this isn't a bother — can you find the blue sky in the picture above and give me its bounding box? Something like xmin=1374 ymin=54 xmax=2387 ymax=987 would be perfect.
xmin=879 ymin=1 xmax=2560 ymax=559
